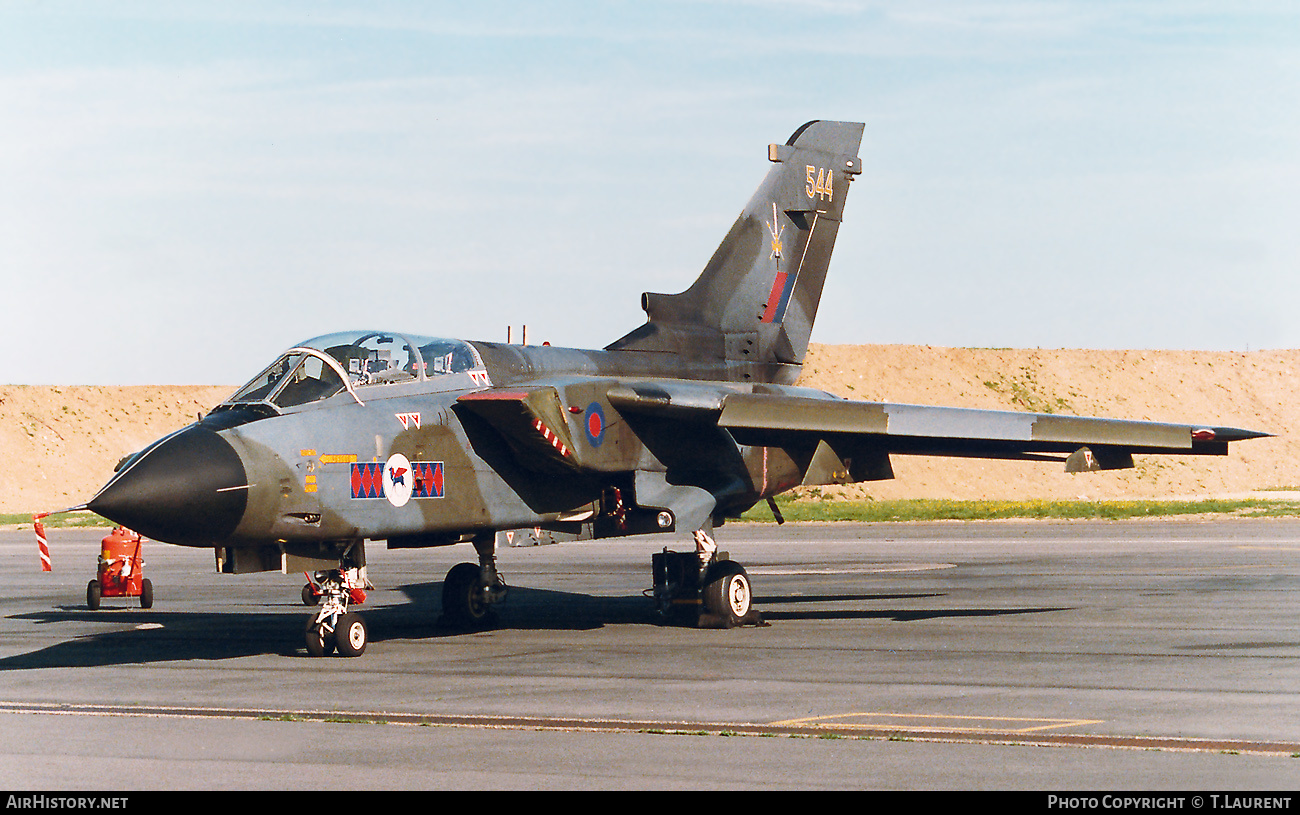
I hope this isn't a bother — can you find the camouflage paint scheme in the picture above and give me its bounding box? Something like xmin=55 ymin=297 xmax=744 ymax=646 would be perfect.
xmin=85 ymin=121 xmax=1266 ymax=644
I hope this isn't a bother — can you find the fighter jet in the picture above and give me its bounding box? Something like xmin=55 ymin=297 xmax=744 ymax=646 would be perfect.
xmin=81 ymin=120 xmax=1266 ymax=656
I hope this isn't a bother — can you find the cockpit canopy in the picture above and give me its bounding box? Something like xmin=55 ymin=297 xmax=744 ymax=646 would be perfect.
xmin=222 ymin=331 xmax=484 ymax=411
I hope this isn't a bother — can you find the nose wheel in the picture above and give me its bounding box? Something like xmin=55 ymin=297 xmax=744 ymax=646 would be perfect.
xmin=334 ymin=612 xmax=368 ymax=657
xmin=304 ymin=569 xmax=368 ymax=657
xmin=305 ymin=615 xmax=336 ymax=657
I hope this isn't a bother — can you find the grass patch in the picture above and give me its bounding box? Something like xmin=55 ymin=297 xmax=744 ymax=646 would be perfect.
xmin=12 ymin=497 xmax=1300 ymax=532
xmin=739 ymin=497 xmax=1300 ymax=523
xmin=4 ymin=511 xmax=112 ymax=529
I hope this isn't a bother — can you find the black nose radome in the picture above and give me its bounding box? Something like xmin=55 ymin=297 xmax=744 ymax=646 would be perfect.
xmin=89 ymin=426 xmax=248 ymax=546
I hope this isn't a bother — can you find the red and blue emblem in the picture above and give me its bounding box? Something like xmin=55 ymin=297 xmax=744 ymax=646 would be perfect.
xmin=411 ymin=461 xmax=445 ymax=498
xmin=584 ymin=402 xmax=605 ymax=447
xmin=352 ymin=458 xmax=445 ymax=502
xmin=351 ymin=462 xmax=384 ymax=499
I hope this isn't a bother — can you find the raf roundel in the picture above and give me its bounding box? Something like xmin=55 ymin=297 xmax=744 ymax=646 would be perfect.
xmin=584 ymin=402 xmax=605 ymax=447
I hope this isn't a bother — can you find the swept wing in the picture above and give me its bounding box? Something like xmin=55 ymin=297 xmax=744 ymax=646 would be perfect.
xmin=606 ymin=382 xmax=1267 ymax=478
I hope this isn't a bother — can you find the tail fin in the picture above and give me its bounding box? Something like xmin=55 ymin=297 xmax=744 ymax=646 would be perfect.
xmin=607 ymin=120 xmax=864 ymax=384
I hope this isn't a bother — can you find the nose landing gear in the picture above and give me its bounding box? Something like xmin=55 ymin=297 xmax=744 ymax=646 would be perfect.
xmin=305 ymin=568 xmax=368 ymax=657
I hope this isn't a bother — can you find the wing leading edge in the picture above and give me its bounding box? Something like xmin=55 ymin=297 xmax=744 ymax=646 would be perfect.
xmin=720 ymin=392 xmax=1263 ymax=464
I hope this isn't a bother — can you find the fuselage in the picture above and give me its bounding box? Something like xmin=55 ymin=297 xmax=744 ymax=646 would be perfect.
xmin=87 ymin=330 xmax=813 ymax=552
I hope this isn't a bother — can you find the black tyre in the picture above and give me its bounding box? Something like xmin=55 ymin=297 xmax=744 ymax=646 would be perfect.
xmin=703 ymin=561 xmax=752 ymax=628
xmin=441 ymin=562 xmax=492 ymax=626
xmin=304 ymin=618 xmax=335 ymax=657
xmin=139 ymin=578 xmax=154 ymax=609
xmin=86 ymin=580 xmax=101 ymax=610
xmin=334 ymin=613 xmax=368 ymax=657
xmin=301 ymin=583 xmax=316 ymax=606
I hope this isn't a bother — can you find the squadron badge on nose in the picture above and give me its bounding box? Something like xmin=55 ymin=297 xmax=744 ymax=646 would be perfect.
xmin=383 ymin=453 xmax=414 ymax=507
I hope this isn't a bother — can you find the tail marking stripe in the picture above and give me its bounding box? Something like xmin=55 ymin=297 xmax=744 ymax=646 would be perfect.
xmin=761 ymin=213 xmax=818 ymax=325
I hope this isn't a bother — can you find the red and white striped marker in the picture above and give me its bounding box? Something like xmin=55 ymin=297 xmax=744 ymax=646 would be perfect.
xmin=33 ymin=515 xmax=51 ymax=572
xmin=532 ymin=418 xmax=570 ymax=457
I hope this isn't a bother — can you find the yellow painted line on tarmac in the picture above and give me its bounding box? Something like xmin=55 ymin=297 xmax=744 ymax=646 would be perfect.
xmin=770 ymin=712 xmax=1104 ymax=734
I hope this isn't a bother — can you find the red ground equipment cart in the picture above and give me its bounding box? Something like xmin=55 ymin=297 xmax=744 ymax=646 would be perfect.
xmin=87 ymin=527 xmax=153 ymax=610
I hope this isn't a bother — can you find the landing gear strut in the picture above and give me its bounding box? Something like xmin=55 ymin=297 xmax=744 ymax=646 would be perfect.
xmin=305 ymin=568 xmax=368 ymax=657
xmin=441 ymin=533 xmax=508 ymax=628
xmin=652 ymin=529 xmax=763 ymax=628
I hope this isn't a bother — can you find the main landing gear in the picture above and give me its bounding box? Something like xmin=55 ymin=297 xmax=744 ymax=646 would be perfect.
xmin=440 ymin=532 xmax=508 ymax=628
xmin=432 ymin=527 xmax=760 ymax=630
xmin=304 ymin=568 xmax=368 ymax=657
xmin=652 ymin=529 xmax=763 ymax=628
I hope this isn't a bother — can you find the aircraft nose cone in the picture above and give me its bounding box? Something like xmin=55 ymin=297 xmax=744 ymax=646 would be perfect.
xmin=89 ymin=426 xmax=248 ymax=545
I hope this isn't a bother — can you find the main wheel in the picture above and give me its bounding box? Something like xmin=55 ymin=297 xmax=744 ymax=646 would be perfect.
xmin=441 ymin=562 xmax=492 ymax=627
xmin=334 ymin=613 xmax=368 ymax=657
xmin=703 ymin=561 xmax=752 ymax=628
xmin=139 ymin=578 xmax=154 ymax=609
xmin=304 ymin=618 xmax=336 ymax=657
xmin=86 ymin=580 xmax=101 ymax=610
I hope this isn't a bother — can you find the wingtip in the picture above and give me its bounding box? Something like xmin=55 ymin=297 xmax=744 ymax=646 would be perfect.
xmin=1202 ymin=427 xmax=1273 ymax=442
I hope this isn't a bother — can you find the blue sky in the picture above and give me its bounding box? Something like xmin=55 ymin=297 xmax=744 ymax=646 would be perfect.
xmin=3 ymin=1 xmax=1298 ymax=384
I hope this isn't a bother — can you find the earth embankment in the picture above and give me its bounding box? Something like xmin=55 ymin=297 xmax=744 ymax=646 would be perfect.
xmin=2 ymin=344 xmax=1294 ymax=512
